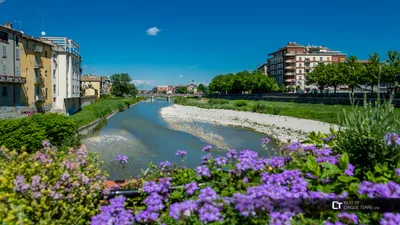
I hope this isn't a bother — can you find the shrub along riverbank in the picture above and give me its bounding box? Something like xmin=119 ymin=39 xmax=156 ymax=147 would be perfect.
xmin=69 ymin=96 xmax=146 ymax=128
xmin=174 ymin=97 xmax=400 ymax=124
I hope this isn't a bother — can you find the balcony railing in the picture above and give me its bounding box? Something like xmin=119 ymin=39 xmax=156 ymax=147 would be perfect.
xmin=285 ymin=59 xmax=295 ymax=63
xmin=0 ymin=75 xmax=26 ymax=84
xmin=34 ymin=77 xmax=44 ymax=84
xmin=285 ymin=72 xmax=295 ymax=76
xmin=34 ymin=95 xmax=46 ymax=102
xmin=285 ymin=79 xmax=296 ymax=83
xmin=34 ymin=45 xmax=43 ymax=53
xmin=285 ymin=52 xmax=295 ymax=56
xmin=285 ymin=66 xmax=295 ymax=69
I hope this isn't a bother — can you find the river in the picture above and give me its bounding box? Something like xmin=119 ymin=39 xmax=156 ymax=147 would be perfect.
xmin=83 ymin=98 xmax=278 ymax=180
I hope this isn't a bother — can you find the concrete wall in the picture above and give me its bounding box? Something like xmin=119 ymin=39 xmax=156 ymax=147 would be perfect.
xmin=81 ymin=95 xmax=96 ymax=107
xmin=64 ymin=97 xmax=81 ymax=115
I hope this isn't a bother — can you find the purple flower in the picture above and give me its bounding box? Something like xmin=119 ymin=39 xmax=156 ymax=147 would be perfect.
xmin=380 ymin=213 xmax=400 ymax=225
xmin=396 ymin=168 xmax=400 ymax=177
xmin=324 ymin=221 xmax=346 ymax=225
xmin=345 ymin=163 xmax=355 ymax=176
xmin=175 ymin=150 xmax=187 ymax=158
xmin=142 ymin=181 xmax=161 ymax=194
xmin=14 ymin=175 xmax=29 ymax=193
xmin=358 ymin=181 xmax=400 ymax=198
xmin=269 ymin=212 xmax=293 ymax=225
xmin=60 ymin=172 xmax=70 ymax=181
xmin=316 ymin=155 xmax=341 ymax=165
xmin=262 ymin=137 xmax=271 ymax=145
xmin=135 ymin=209 xmax=159 ymax=223
xmin=243 ymin=177 xmax=249 ymax=184
xmin=202 ymin=154 xmax=211 ymax=165
xmin=199 ymin=203 xmax=223 ymax=222
xmin=31 ymin=175 xmax=41 ymax=188
xmin=322 ymin=135 xmax=336 ymax=142
xmin=159 ymin=161 xmax=171 ymax=169
xmin=169 ymin=200 xmax=198 ymax=220
xmin=198 ymin=187 xmax=217 ymax=203
xmin=385 ymin=133 xmax=400 ymax=146
xmin=265 ymin=156 xmax=286 ymax=168
xmin=185 ymin=182 xmax=199 ymax=195
xmin=338 ymin=212 xmax=358 ymax=224
xmin=314 ymin=148 xmax=333 ymax=157
xmin=144 ymin=192 xmax=165 ymax=211
xmin=115 ymin=155 xmax=128 ymax=164
xmin=226 ymin=149 xmax=238 ymax=159
xmin=196 ymin=165 xmax=211 ymax=177
xmin=42 ymin=139 xmax=51 ymax=147
xmin=215 ymin=157 xmax=228 ymax=166
xmin=281 ymin=142 xmax=301 ymax=152
xmin=202 ymin=145 xmax=212 ymax=152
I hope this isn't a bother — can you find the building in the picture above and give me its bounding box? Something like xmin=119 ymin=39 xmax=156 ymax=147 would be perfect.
xmin=167 ymin=85 xmax=174 ymax=94
xmin=267 ymin=42 xmax=346 ymax=88
xmin=187 ymin=84 xmax=197 ymax=94
xmin=100 ymin=76 xmax=112 ymax=95
xmin=20 ymin=34 xmax=53 ymax=109
xmin=40 ymin=37 xmax=82 ymax=114
xmin=257 ymin=62 xmax=268 ymax=75
xmin=357 ymin=60 xmax=370 ymax=65
xmin=81 ymin=75 xmax=101 ymax=98
xmin=0 ymin=22 xmax=25 ymax=106
xmin=153 ymin=85 xmax=169 ymax=94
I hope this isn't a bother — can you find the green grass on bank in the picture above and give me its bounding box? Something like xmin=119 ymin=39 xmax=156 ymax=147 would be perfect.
xmin=69 ymin=96 xmax=146 ymax=128
xmin=174 ymin=97 xmax=400 ymax=124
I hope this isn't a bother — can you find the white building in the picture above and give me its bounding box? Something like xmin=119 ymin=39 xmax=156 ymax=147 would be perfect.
xmin=40 ymin=37 xmax=82 ymax=113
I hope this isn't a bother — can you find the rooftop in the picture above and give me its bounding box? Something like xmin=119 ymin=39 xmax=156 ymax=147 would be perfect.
xmin=40 ymin=36 xmax=81 ymax=57
xmin=81 ymin=75 xmax=101 ymax=82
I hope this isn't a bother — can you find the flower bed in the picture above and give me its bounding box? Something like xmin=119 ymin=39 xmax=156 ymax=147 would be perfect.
xmin=92 ymin=134 xmax=400 ymax=225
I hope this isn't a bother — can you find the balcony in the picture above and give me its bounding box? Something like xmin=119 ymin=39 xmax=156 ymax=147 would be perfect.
xmin=285 ymin=79 xmax=296 ymax=83
xmin=33 ymin=61 xmax=43 ymax=69
xmin=285 ymin=52 xmax=295 ymax=56
xmin=305 ymin=59 xmax=311 ymax=63
xmin=34 ymin=45 xmax=43 ymax=53
xmin=285 ymin=59 xmax=295 ymax=63
xmin=0 ymin=75 xmax=26 ymax=84
xmin=285 ymin=72 xmax=295 ymax=76
xmin=34 ymin=95 xmax=46 ymax=102
xmin=34 ymin=77 xmax=45 ymax=84
xmin=285 ymin=66 xmax=295 ymax=69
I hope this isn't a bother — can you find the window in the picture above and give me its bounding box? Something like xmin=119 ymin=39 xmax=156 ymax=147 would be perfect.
xmin=299 ymin=70 xmax=303 ymax=74
xmin=320 ymin=57 xmax=323 ymax=61
xmin=25 ymin=40 xmax=29 ymax=49
xmin=16 ymin=66 xmax=20 ymax=76
xmin=313 ymin=57 xmax=316 ymax=61
xmin=53 ymin=97 xmax=56 ymax=102
xmin=34 ymin=87 xmax=40 ymax=98
xmin=299 ymin=63 xmax=303 ymax=67
xmin=2 ymin=87 xmax=7 ymax=97
xmin=327 ymin=57 xmax=330 ymax=61
xmin=290 ymin=50 xmax=294 ymax=54
xmin=54 ymin=85 xmax=56 ymax=93
xmin=45 ymin=51 xmax=48 ymax=57
xmin=16 ymin=36 xmax=19 ymax=46
xmin=298 ymin=50 xmax=301 ymax=54
xmin=45 ymin=70 xmax=47 ymax=77
xmin=333 ymin=58 xmax=337 ymax=61
xmin=0 ymin=31 xmax=8 ymax=42
xmin=53 ymin=70 xmax=56 ymax=78
xmin=34 ymin=70 xmax=39 ymax=81
xmin=299 ymin=57 xmax=302 ymax=60
xmin=2 ymin=46 xmax=6 ymax=58
xmin=45 ymin=88 xmax=48 ymax=99
xmin=16 ymin=49 xmax=19 ymax=60
xmin=2 ymin=65 xmax=6 ymax=74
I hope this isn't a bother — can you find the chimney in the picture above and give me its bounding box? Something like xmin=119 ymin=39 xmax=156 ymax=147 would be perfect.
xmin=4 ymin=22 xmax=12 ymax=29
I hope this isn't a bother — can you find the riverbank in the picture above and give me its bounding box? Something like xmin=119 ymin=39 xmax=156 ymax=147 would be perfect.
xmin=70 ymin=96 xmax=146 ymax=128
xmin=160 ymin=104 xmax=338 ymax=143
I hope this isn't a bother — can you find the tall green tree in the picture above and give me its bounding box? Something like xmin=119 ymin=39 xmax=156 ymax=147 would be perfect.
xmin=326 ymin=63 xmax=344 ymax=93
xmin=307 ymin=63 xmax=329 ymax=93
xmin=110 ymin=73 xmax=138 ymax=97
xmin=197 ymin=83 xmax=206 ymax=93
xmin=176 ymin=86 xmax=188 ymax=94
xmin=364 ymin=52 xmax=382 ymax=93
xmin=384 ymin=50 xmax=400 ymax=86
xmin=343 ymin=56 xmax=364 ymax=93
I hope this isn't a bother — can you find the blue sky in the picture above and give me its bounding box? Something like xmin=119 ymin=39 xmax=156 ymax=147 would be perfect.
xmin=1 ymin=0 xmax=398 ymax=90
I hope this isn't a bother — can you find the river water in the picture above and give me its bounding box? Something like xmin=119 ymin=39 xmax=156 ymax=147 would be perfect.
xmin=83 ymin=99 xmax=278 ymax=180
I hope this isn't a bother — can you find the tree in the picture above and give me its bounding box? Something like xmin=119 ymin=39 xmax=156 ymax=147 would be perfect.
xmin=364 ymin=52 xmax=381 ymax=93
xmin=343 ymin=56 xmax=364 ymax=93
xmin=307 ymin=63 xmax=329 ymax=93
xmin=384 ymin=50 xmax=400 ymax=87
xmin=176 ymin=86 xmax=188 ymax=94
xmin=326 ymin=63 xmax=344 ymax=93
xmin=198 ymin=83 xmax=206 ymax=93
xmin=110 ymin=73 xmax=138 ymax=97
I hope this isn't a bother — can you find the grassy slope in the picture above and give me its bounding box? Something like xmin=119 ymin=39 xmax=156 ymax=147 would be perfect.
xmin=175 ymin=98 xmax=400 ymax=125
xmin=69 ymin=97 xmax=145 ymax=128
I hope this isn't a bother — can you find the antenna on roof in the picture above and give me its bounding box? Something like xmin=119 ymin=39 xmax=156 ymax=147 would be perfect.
xmin=14 ymin=20 xmax=22 ymax=31
xmin=37 ymin=11 xmax=46 ymax=36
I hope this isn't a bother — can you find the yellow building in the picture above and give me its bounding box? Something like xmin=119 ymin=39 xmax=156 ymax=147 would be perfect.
xmin=19 ymin=35 xmax=52 ymax=109
xmin=81 ymin=75 xmax=101 ymax=99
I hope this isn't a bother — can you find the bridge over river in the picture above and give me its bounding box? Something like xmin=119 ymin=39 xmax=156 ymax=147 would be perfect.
xmin=137 ymin=93 xmax=204 ymax=102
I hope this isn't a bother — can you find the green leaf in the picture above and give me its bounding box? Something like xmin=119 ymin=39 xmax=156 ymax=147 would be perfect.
xmin=373 ymin=165 xmax=383 ymax=173
xmin=365 ymin=171 xmax=376 ymax=182
xmin=338 ymin=153 xmax=349 ymax=170
xmin=349 ymin=182 xmax=360 ymax=195
xmin=338 ymin=175 xmax=357 ymax=183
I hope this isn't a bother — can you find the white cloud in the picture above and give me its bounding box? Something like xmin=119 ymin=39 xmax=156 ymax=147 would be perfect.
xmin=178 ymin=75 xmax=184 ymax=78
xmin=130 ymin=80 xmax=156 ymax=85
xmin=146 ymin=27 xmax=161 ymax=36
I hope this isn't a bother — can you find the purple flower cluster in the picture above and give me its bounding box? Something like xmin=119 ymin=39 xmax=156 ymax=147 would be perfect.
xmin=385 ymin=133 xmax=400 ymax=146
xmin=214 ymin=156 xmax=228 ymax=166
xmin=34 ymin=151 xmax=52 ymax=164
xmin=280 ymin=142 xmax=302 ymax=152
xmin=185 ymin=182 xmax=198 ymax=195
xmin=358 ymin=181 xmax=400 ymax=198
xmin=197 ymin=187 xmax=224 ymax=222
xmin=201 ymin=154 xmax=211 ymax=165
xmin=175 ymin=150 xmax=187 ymax=160
xmin=269 ymin=211 xmax=293 ymax=225
xmin=115 ymin=155 xmax=128 ymax=164
xmin=169 ymin=200 xmax=198 ymax=220
xmin=322 ymin=135 xmax=336 ymax=142
xmin=236 ymin=150 xmax=266 ymax=171
xmin=159 ymin=161 xmax=171 ymax=170
xmin=196 ymin=165 xmax=211 ymax=177
xmin=198 ymin=187 xmax=218 ymax=203
xmin=265 ymin=156 xmax=286 ymax=168
xmin=345 ymin=163 xmax=355 ymax=176
xmin=202 ymin=145 xmax=212 ymax=152
xmin=396 ymin=168 xmax=400 ymax=177
xmin=226 ymin=149 xmax=238 ymax=159
xmin=316 ymin=155 xmax=341 ymax=165
xmin=14 ymin=175 xmax=29 ymax=193
xmin=262 ymin=137 xmax=271 ymax=145
xmin=90 ymin=196 xmax=134 ymax=225
xmin=380 ymin=213 xmax=400 ymax=225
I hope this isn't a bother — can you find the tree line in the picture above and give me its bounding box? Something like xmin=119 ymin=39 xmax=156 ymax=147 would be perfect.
xmin=308 ymin=50 xmax=400 ymax=93
xmin=209 ymin=70 xmax=281 ymax=94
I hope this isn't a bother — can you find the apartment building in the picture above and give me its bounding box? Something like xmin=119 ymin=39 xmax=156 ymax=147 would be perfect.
xmin=0 ymin=22 xmax=25 ymax=106
xmin=81 ymin=74 xmax=101 ymax=98
xmin=153 ymin=85 xmax=168 ymax=94
xmin=40 ymin=37 xmax=82 ymax=113
xmin=100 ymin=76 xmax=112 ymax=95
xmin=257 ymin=62 xmax=268 ymax=75
xmin=267 ymin=42 xmax=346 ymax=88
xmin=20 ymin=34 xmax=53 ymax=109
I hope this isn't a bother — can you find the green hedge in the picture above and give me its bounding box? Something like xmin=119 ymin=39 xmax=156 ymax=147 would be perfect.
xmin=0 ymin=113 xmax=77 ymax=152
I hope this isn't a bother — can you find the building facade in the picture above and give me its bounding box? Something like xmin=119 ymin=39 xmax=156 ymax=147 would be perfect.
xmin=40 ymin=37 xmax=82 ymax=112
xmin=257 ymin=62 xmax=268 ymax=75
xmin=20 ymin=34 xmax=53 ymax=109
xmin=81 ymin=75 xmax=101 ymax=98
xmin=0 ymin=22 xmax=25 ymax=106
xmin=267 ymin=42 xmax=346 ymax=88
xmin=100 ymin=76 xmax=111 ymax=95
